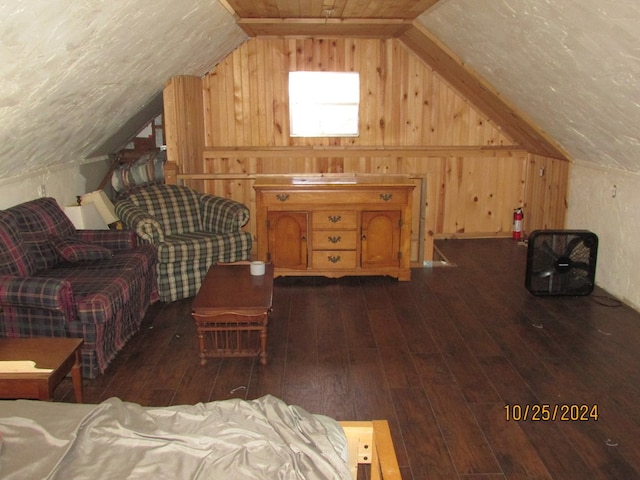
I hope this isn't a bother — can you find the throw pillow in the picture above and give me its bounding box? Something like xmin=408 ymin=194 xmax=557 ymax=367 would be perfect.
xmin=7 ymin=197 xmax=78 ymax=270
xmin=0 ymin=210 xmax=36 ymax=276
xmin=50 ymin=236 xmax=113 ymax=263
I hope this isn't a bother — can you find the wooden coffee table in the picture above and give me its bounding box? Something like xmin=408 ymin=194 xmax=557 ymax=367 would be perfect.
xmin=192 ymin=263 xmax=274 ymax=366
xmin=0 ymin=338 xmax=83 ymax=402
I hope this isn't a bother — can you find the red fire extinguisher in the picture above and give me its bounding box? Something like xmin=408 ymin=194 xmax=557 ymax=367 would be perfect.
xmin=513 ymin=208 xmax=524 ymax=240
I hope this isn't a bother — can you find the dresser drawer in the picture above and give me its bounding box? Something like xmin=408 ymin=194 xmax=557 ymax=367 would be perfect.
xmin=339 ymin=190 xmax=409 ymax=205
xmin=312 ymin=230 xmax=357 ymax=250
xmin=312 ymin=250 xmax=357 ymax=269
xmin=312 ymin=211 xmax=357 ymax=229
xmin=258 ymin=189 xmax=408 ymax=206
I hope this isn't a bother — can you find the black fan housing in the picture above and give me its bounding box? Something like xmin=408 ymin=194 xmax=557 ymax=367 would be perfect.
xmin=525 ymin=230 xmax=598 ymax=296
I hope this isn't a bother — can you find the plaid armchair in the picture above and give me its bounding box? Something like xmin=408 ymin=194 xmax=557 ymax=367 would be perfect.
xmin=115 ymin=183 xmax=252 ymax=302
xmin=0 ymin=197 xmax=158 ymax=378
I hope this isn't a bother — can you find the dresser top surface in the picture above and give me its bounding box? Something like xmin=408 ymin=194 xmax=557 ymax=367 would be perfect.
xmin=253 ymin=174 xmax=414 ymax=188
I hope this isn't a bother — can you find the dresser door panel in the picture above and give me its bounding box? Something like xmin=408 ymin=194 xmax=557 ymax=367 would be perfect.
xmin=267 ymin=212 xmax=308 ymax=269
xmin=361 ymin=210 xmax=401 ymax=268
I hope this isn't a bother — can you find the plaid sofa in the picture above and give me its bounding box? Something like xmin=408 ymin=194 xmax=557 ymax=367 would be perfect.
xmin=115 ymin=183 xmax=252 ymax=302
xmin=0 ymin=197 xmax=158 ymax=378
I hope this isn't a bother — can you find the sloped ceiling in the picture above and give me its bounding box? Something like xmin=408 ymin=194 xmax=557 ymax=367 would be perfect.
xmin=1 ymin=0 xmax=639 ymax=183
xmin=418 ymin=0 xmax=640 ymax=173
xmin=0 ymin=0 xmax=247 ymax=182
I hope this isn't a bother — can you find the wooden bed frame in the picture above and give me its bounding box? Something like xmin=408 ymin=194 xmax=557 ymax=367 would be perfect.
xmin=340 ymin=420 xmax=402 ymax=479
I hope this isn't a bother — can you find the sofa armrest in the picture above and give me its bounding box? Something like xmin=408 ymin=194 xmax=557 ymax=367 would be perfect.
xmin=199 ymin=194 xmax=250 ymax=233
xmin=0 ymin=275 xmax=75 ymax=319
xmin=115 ymin=202 xmax=165 ymax=244
xmin=76 ymin=229 xmax=138 ymax=250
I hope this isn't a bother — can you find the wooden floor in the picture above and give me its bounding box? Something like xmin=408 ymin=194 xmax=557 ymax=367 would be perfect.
xmin=54 ymin=238 xmax=640 ymax=479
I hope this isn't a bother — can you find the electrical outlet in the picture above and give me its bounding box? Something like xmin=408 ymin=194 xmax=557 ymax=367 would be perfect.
xmin=38 ymin=184 xmax=46 ymax=197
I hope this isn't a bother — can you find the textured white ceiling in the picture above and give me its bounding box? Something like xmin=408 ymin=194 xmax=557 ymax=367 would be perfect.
xmin=419 ymin=0 xmax=640 ymax=173
xmin=0 ymin=0 xmax=247 ymax=181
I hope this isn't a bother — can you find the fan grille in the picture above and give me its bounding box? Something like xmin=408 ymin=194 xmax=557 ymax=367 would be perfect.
xmin=525 ymin=230 xmax=598 ymax=296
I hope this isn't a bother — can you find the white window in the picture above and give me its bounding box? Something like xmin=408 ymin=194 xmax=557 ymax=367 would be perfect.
xmin=288 ymin=71 xmax=360 ymax=137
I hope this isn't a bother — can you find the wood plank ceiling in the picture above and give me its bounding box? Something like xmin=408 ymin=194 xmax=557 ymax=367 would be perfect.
xmin=221 ymin=0 xmax=568 ymax=159
xmin=223 ymin=0 xmax=441 ymax=37
xmin=224 ymin=0 xmax=439 ymax=18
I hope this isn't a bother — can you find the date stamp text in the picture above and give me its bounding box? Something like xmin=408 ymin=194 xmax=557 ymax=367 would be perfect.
xmin=504 ymin=404 xmax=598 ymax=421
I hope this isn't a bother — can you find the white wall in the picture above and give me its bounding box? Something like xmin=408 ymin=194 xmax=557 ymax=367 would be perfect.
xmin=567 ymin=161 xmax=640 ymax=311
xmin=0 ymin=158 xmax=110 ymax=210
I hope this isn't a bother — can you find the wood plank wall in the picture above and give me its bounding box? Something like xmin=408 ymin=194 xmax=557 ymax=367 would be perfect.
xmin=202 ymin=38 xmax=512 ymax=147
xmin=163 ymin=37 xmax=568 ymax=262
xmin=523 ymin=154 xmax=570 ymax=232
xmin=163 ymin=76 xmax=204 ymax=179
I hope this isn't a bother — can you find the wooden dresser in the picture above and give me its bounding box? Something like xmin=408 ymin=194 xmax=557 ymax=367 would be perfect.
xmin=254 ymin=175 xmax=414 ymax=281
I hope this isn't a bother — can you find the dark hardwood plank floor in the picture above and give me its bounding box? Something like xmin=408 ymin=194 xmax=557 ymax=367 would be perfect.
xmin=53 ymin=238 xmax=640 ymax=479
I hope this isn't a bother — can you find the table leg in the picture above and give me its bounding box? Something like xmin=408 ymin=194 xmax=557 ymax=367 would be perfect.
xmin=38 ymin=383 xmax=52 ymax=401
xmin=259 ymin=324 xmax=268 ymax=366
xmin=71 ymin=349 xmax=83 ymax=403
xmin=198 ymin=331 xmax=207 ymax=366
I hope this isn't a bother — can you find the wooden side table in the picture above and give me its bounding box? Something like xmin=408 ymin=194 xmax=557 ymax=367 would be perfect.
xmin=0 ymin=338 xmax=84 ymax=402
xmin=192 ymin=263 xmax=274 ymax=366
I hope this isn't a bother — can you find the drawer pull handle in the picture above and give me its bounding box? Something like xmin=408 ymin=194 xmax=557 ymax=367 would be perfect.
xmin=328 ymin=255 xmax=341 ymax=263
xmin=328 ymin=215 xmax=342 ymax=223
xmin=276 ymin=194 xmax=290 ymax=202
xmin=328 ymin=235 xmax=342 ymax=244
xmin=379 ymin=193 xmax=393 ymax=201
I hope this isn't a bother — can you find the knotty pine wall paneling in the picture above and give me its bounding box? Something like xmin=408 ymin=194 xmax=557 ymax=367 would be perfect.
xmin=163 ymin=75 xmax=206 ymax=192
xmin=523 ymin=154 xmax=570 ymax=234
xmin=201 ymin=38 xmax=513 ymax=148
xmin=164 ymin=37 xmax=569 ymax=262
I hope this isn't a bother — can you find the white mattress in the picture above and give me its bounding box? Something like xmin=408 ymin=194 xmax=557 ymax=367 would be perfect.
xmin=0 ymin=395 xmax=351 ymax=479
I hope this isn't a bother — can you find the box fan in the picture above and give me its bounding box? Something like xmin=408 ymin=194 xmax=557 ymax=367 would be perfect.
xmin=525 ymin=230 xmax=598 ymax=296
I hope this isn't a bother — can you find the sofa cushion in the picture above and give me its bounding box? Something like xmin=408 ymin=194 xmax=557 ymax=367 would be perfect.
xmin=0 ymin=211 xmax=36 ymax=276
xmin=50 ymin=236 xmax=113 ymax=263
xmin=122 ymin=183 xmax=203 ymax=236
xmin=43 ymin=245 xmax=156 ymax=324
xmin=7 ymin=198 xmax=77 ymax=271
xmin=157 ymin=231 xmax=253 ymax=264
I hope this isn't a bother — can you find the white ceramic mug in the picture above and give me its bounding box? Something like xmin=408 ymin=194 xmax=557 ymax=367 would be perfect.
xmin=250 ymin=261 xmax=266 ymax=276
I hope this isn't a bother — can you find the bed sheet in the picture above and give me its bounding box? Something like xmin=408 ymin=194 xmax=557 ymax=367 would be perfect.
xmin=0 ymin=395 xmax=351 ymax=480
